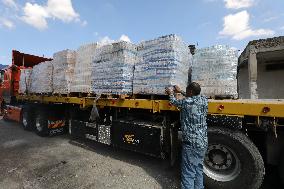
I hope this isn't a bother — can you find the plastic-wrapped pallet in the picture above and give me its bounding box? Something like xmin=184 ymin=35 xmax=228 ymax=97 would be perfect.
xmin=133 ymin=34 xmax=191 ymax=95
xmin=53 ymin=50 xmax=76 ymax=94
xmin=91 ymin=41 xmax=138 ymax=94
xmin=192 ymin=45 xmax=238 ymax=98
xmin=30 ymin=61 xmax=53 ymax=94
xmin=19 ymin=69 xmax=32 ymax=94
xmin=71 ymin=43 xmax=98 ymax=93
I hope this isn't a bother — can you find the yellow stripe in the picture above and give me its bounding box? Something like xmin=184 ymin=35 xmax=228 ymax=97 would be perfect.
xmin=16 ymin=95 xmax=284 ymax=118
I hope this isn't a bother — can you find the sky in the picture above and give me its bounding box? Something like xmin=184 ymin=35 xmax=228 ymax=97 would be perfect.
xmin=0 ymin=0 xmax=283 ymax=65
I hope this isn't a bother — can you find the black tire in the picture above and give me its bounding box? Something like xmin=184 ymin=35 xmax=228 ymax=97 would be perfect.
xmin=68 ymin=119 xmax=80 ymax=140
xmin=35 ymin=108 xmax=49 ymax=137
xmin=278 ymin=152 xmax=284 ymax=185
xmin=68 ymin=106 xmax=90 ymax=139
xmin=68 ymin=107 xmax=80 ymax=139
xmin=204 ymin=127 xmax=265 ymax=189
xmin=169 ymin=127 xmax=179 ymax=167
xmin=21 ymin=105 xmax=35 ymax=131
xmin=0 ymin=100 xmax=5 ymax=116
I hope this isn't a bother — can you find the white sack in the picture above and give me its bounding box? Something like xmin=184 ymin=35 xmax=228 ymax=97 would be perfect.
xmin=192 ymin=45 xmax=238 ymax=98
xmin=52 ymin=49 xmax=76 ymax=94
xmin=133 ymin=34 xmax=191 ymax=95
xmin=30 ymin=61 xmax=53 ymax=93
xmin=19 ymin=68 xmax=32 ymax=94
xmin=71 ymin=43 xmax=98 ymax=93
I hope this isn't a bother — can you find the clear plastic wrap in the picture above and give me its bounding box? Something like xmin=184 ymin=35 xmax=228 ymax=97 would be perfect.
xmin=91 ymin=41 xmax=138 ymax=94
xmin=133 ymin=34 xmax=191 ymax=95
xmin=52 ymin=50 xmax=76 ymax=94
xmin=192 ymin=45 xmax=238 ymax=98
xmin=30 ymin=61 xmax=53 ymax=94
xmin=71 ymin=43 xmax=98 ymax=93
xmin=19 ymin=68 xmax=32 ymax=94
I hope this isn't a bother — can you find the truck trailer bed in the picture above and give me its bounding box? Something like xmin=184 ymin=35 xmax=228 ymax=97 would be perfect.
xmin=17 ymin=94 xmax=284 ymax=118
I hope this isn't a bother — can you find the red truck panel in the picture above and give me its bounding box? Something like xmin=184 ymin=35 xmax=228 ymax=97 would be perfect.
xmin=3 ymin=105 xmax=22 ymax=122
xmin=0 ymin=50 xmax=52 ymax=106
xmin=12 ymin=50 xmax=52 ymax=67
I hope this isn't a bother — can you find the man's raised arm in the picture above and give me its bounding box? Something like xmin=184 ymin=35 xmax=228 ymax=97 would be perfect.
xmin=165 ymin=87 xmax=184 ymax=108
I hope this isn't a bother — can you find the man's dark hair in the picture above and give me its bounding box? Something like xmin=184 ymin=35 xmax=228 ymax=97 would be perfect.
xmin=187 ymin=82 xmax=201 ymax=96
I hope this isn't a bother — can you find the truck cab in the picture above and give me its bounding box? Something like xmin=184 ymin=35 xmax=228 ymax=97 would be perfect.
xmin=0 ymin=66 xmax=12 ymax=113
xmin=0 ymin=50 xmax=52 ymax=114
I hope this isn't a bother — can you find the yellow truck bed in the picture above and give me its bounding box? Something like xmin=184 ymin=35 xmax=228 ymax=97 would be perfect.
xmin=17 ymin=95 xmax=284 ymax=118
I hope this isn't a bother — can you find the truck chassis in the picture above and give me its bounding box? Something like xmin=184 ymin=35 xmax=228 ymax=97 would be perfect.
xmin=2 ymin=94 xmax=281 ymax=189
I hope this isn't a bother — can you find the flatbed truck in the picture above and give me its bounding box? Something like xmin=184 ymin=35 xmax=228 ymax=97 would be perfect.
xmin=1 ymin=50 xmax=284 ymax=189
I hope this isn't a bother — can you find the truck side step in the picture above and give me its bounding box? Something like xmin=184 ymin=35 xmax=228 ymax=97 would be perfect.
xmin=85 ymin=122 xmax=97 ymax=129
xmin=70 ymin=120 xmax=111 ymax=145
xmin=85 ymin=134 xmax=97 ymax=141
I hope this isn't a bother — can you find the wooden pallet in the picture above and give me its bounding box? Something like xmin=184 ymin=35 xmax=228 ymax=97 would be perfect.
xmin=52 ymin=93 xmax=70 ymax=97
xmin=210 ymin=94 xmax=236 ymax=100
xmin=100 ymin=94 xmax=130 ymax=99
xmin=28 ymin=92 xmax=53 ymax=97
xmin=69 ymin=92 xmax=93 ymax=98
xmin=25 ymin=92 xmax=170 ymax=100
xmin=132 ymin=94 xmax=168 ymax=100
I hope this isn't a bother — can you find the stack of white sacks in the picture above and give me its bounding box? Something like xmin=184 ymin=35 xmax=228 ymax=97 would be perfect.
xmin=91 ymin=41 xmax=138 ymax=94
xmin=29 ymin=61 xmax=53 ymax=93
xmin=133 ymin=34 xmax=191 ymax=94
xmin=23 ymin=35 xmax=243 ymax=97
xmin=71 ymin=43 xmax=98 ymax=93
xmin=192 ymin=45 xmax=238 ymax=98
xmin=19 ymin=69 xmax=32 ymax=94
xmin=52 ymin=50 xmax=76 ymax=94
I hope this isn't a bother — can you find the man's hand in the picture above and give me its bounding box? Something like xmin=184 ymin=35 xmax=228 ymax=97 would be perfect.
xmin=173 ymin=85 xmax=182 ymax=93
xmin=165 ymin=87 xmax=173 ymax=95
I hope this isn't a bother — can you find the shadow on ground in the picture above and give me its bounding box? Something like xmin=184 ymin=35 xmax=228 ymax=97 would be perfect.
xmin=69 ymin=138 xmax=283 ymax=189
xmin=69 ymin=138 xmax=181 ymax=189
xmin=0 ymin=119 xmax=283 ymax=189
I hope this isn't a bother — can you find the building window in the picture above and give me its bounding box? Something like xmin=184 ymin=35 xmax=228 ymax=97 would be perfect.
xmin=265 ymin=63 xmax=284 ymax=71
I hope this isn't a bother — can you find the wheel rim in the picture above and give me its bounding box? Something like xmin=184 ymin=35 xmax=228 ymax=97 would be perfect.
xmin=204 ymin=144 xmax=241 ymax=182
xmin=22 ymin=113 xmax=28 ymax=127
xmin=68 ymin=120 xmax=72 ymax=134
xmin=35 ymin=117 xmax=43 ymax=132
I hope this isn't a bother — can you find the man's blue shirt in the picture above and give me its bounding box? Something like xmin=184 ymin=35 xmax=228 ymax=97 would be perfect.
xmin=169 ymin=94 xmax=208 ymax=149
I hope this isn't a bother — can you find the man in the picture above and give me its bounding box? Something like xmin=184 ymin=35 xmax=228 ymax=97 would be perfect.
xmin=165 ymin=82 xmax=208 ymax=189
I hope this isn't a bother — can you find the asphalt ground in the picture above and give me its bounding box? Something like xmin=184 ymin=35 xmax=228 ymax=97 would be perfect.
xmin=0 ymin=118 xmax=282 ymax=189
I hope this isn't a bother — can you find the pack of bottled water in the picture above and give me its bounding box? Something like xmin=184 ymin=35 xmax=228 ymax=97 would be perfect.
xmin=91 ymin=41 xmax=138 ymax=94
xmin=71 ymin=43 xmax=98 ymax=93
xmin=19 ymin=68 xmax=32 ymax=94
xmin=133 ymin=34 xmax=191 ymax=95
xmin=30 ymin=61 xmax=53 ymax=94
xmin=192 ymin=45 xmax=238 ymax=98
xmin=52 ymin=50 xmax=76 ymax=94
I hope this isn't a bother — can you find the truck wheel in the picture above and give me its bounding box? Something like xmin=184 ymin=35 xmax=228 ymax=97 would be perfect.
xmin=204 ymin=127 xmax=264 ymax=189
xmin=35 ymin=109 xmax=49 ymax=137
xmin=0 ymin=100 xmax=5 ymax=116
xmin=169 ymin=127 xmax=179 ymax=167
xmin=21 ymin=106 xmax=35 ymax=131
xmin=278 ymin=152 xmax=284 ymax=185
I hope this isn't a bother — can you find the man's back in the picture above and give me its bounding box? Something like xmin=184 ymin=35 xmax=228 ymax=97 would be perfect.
xmin=166 ymin=83 xmax=208 ymax=189
xmin=170 ymin=95 xmax=208 ymax=149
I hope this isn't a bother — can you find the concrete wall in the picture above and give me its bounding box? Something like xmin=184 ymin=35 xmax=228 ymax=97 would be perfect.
xmin=238 ymin=38 xmax=284 ymax=99
xmin=238 ymin=64 xmax=250 ymax=99
xmin=238 ymin=57 xmax=284 ymax=99
xmin=257 ymin=61 xmax=284 ymax=99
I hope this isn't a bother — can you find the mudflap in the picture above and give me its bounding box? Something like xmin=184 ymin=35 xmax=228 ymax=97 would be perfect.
xmin=3 ymin=105 xmax=22 ymax=122
xmin=48 ymin=120 xmax=66 ymax=136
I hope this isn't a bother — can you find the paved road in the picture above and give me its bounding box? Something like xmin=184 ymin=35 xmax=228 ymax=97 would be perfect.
xmin=0 ymin=119 xmax=282 ymax=189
